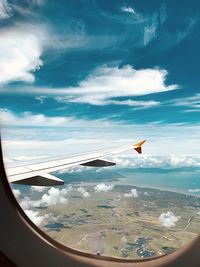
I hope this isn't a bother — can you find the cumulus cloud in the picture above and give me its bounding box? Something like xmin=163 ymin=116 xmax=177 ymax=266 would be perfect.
xmin=24 ymin=209 xmax=49 ymax=226
xmin=77 ymin=187 xmax=90 ymax=198
xmin=54 ymin=65 xmax=177 ymax=106
xmin=94 ymin=183 xmax=114 ymax=192
xmin=0 ymin=0 xmax=10 ymax=20
xmin=159 ymin=211 xmax=180 ymax=228
xmin=20 ymin=196 xmax=41 ymax=210
xmin=31 ymin=186 xmax=47 ymax=193
xmin=20 ymin=186 xmax=72 ymax=209
xmin=0 ymin=24 xmax=47 ymax=85
xmin=122 ymin=6 xmax=135 ymax=15
xmin=40 ymin=187 xmax=69 ymax=206
xmin=12 ymin=189 xmax=21 ymax=198
xmin=124 ymin=189 xmax=138 ymax=198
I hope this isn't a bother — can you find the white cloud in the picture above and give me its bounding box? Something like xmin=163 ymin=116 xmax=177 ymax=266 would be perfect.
xmin=159 ymin=211 xmax=180 ymax=228
xmin=0 ymin=24 xmax=47 ymax=85
xmin=188 ymin=189 xmax=200 ymax=193
xmin=169 ymin=94 xmax=200 ymax=112
xmin=112 ymin=154 xmax=200 ymax=168
xmin=124 ymin=189 xmax=138 ymax=198
xmin=55 ymin=65 xmax=177 ymax=106
xmin=0 ymin=109 xmax=66 ymax=127
xmin=19 ymin=186 xmax=72 ymax=209
xmin=20 ymin=196 xmax=41 ymax=210
xmin=197 ymin=211 xmax=200 ymax=216
xmin=144 ymin=25 xmax=157 ymax=46
xmin=144 ymin=13 xmax=158 ymax=46
xmin=77 ymin=187 xmax=90 ymax=198
xmin=35 ymin=96 xmax=47 ymax=104
xmin=2 ymin=119 xmax=200 ymax=157
xmin=40 ymin=187 xmax=68 ymax=206
xmin=0 ymin=0 xmax=10 ymax=20
xmin=19 ymin=196 xmax=40 ymax=210
xmin=31 ymin=186 xmax=47 ymax=193
xmin=12 ymin=189 xmax=21 ymax=198
xmin=0 ymin=108 xmax=118 ymax=127
xmin=122 ymin=6 xmax=135 ymax=15
xmin=24 ymin=209 xmax=49 ymax=226
xmin=104 ymin=99 xmax=160 ymax=108
xmin=94 ymin=183 xmax=114 ymax=192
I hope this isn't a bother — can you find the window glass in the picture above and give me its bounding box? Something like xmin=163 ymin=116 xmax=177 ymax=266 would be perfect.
xmin=1 ymin=0 xmax=200 ymax=260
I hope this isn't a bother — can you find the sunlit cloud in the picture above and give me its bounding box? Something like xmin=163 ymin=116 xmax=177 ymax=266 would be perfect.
xmin=0 ymin=24 xmax=48 ymax=85
xmin=77 ymin=187 xmax=90 ymax=198
xmin=0 ymin=108 xmax=116 ymax=127
xmin=24 ymin=209 xmax=49 ymax=226
xmin=121 ymin=6 xmax=135 ymax=15
xmin=112 ymin=154 xmax=200 ymax=168
xmin=40 ymin=187 xmax=69 ymax=206
xmin=55 ymin=65 xmax=177 ymax=106
xmin=159 ymin=211 xmax=180 ymax=228
xmin=94 ymin=183 xmax=114 ymax=192
xmin=124 ymin=188 xmax=138 ymax=198
xmin=19 ymin=186 xmax=72 ymax=209
xmin=31 ymin=186 xmax=47 ymax=193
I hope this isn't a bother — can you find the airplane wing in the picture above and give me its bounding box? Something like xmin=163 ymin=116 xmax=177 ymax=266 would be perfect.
xmin=6 ymin=140 xmax=146 ymax=186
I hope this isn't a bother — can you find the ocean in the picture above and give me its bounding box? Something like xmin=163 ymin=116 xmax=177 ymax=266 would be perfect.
xmin=119 ymin=167 xmax=200 ymax=195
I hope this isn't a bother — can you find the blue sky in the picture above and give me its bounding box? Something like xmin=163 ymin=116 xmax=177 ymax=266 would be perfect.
xmin=0 ymin=0 xmax=200 ymax=156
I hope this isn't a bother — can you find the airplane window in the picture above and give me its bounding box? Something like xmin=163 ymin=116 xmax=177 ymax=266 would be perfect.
xmin=1 ymin=0 xmax=200 ymax=261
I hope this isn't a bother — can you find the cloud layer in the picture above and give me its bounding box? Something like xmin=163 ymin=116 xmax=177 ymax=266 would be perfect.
xmin=112 ymin=154 xmax=200 ymax=168
xmin=0 ymin=108 xmax=114 ymax=127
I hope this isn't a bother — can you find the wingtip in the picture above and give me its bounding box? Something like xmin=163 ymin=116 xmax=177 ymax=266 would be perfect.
xmin=133 ymin=139 xmax=146 ymax=154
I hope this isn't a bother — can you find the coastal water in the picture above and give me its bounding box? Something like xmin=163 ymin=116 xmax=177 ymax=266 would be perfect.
xmin=119 ymin=167 xmax=200 ymax=195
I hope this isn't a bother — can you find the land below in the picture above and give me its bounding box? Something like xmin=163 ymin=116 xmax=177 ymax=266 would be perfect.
xmin=39 ymin=184 xmax=200 ymax=259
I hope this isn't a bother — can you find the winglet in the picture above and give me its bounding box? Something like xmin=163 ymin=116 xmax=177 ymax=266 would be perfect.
xmin=133 ymin=140 xmax=146 ymax=154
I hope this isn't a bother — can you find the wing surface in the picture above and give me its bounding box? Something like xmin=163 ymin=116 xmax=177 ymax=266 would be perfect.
xmin=6 ymin=140 xmax=146 ymax=186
